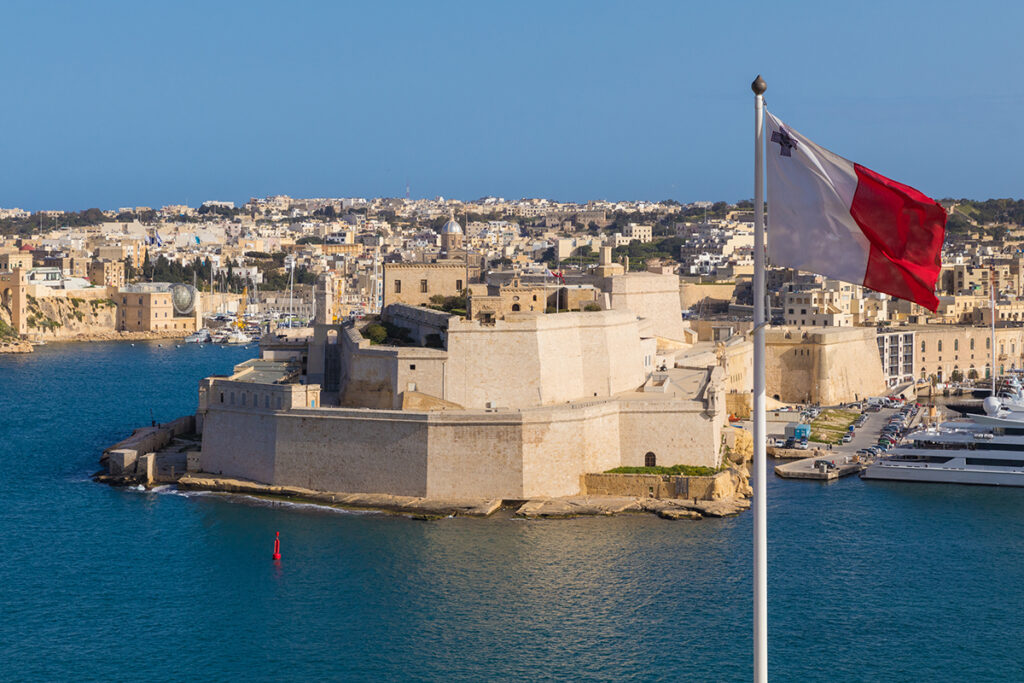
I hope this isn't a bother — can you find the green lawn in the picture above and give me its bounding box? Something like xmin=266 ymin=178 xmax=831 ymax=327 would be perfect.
xmin=809 ymin=409 xmax=859 ymax=444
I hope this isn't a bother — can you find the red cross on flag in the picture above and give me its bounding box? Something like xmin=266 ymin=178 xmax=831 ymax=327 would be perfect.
xmin=765 ymin=111 xmax=946 ymax=311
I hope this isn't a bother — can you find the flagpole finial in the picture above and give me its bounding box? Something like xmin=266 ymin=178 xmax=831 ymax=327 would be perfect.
xmin=751 ymin=74 xmax=767 ymax=95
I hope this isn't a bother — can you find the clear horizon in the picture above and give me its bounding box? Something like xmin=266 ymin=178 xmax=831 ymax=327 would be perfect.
xmin=2 ymin=0 xmax=1022 ymax=211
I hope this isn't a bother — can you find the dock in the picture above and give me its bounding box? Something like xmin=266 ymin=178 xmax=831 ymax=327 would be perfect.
xmin=774 ymin=454 xmax=866 ymax=481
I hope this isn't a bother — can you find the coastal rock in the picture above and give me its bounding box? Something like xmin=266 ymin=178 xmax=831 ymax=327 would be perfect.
xmin=165 ymin=474 xmax=754 ymax=521
xmin=516 ymin=496 xmax=643 ymax=518
xmin=656 ymin=508 xmax=702 ymax=521
xmin=0 ymin=339 xmax=33 ymax=353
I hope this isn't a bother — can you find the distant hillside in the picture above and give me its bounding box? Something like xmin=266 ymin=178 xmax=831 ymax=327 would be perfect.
xmin=944 ymin=198 xmax=1024 ymax=233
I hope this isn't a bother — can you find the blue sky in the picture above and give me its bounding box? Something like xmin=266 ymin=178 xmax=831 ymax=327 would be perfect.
xmin=1 ymin=0 xmax=1021 ymax=210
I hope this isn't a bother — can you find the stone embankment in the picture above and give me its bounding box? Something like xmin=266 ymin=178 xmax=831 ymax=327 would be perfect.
xmin=98 ymin=415 xmax=753 ymax=521
xmin=172 ymin=474 xmax=752 ymax=521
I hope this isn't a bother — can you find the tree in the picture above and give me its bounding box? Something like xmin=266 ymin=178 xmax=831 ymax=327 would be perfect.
xmin=950 ymin=369 xmax=964 ymax=383
xmin=968 ymin=368 xmax=979 ymax=380
xmin=82 ymin=208 xmax=104 ymax=223
xmin=362 ymin=323 xmax=387 ymax=344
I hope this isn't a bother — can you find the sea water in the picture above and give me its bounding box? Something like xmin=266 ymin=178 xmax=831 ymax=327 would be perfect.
xmin=2 ymin=342 xmax=1024 ymax=681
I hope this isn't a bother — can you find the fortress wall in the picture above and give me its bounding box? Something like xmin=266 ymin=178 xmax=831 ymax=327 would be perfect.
xmin=519 ymin=403 xmax=622 ymax=497
xmin=199 ymin=394 xmax=727 ymax=499
xmin=679 ymin=282 xmax=737 ymax=309
xmin=200 ymin=409 xmax=279 ymax=484
xmin=273 ymin=410 xmax=430 ymax=497
xmin=617 ymin=402 xmax=722 ymax=469
xmin=425 ymin=414 xmax=525 ymax=498
xmin=607 ymin=273 xmax=687 ymax=342
xmin=534 ymin=317 xmax=587 ymax=404
xmin=445 ymin=320 xmax=545 ymax=409
xmin=765 ymin=327 xmax=886 ymax=404
xmin=578 ymin=312 xmax=646 ymax=396
xmin=445 ymin=310 xmax=644 ymax=409
xmin=340 ymin=346 xmax=398 ymax=409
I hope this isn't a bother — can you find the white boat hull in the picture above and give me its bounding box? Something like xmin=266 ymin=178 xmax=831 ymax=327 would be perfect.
xmin=862 ymin=463 xmax=1024 ymax=487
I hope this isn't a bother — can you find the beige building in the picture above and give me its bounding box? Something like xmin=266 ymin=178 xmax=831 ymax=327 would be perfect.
xmin=383 ymin=263 xmax=478 ymax=308
xmin=0 ymin=268 xmax=28 ymax=334
xmin=0 ymin=251 xmax=33 ymax=271
xmin=88 ymin=259 xmax=125 ymax=288
xmin=623 ymin=223 xmax=654 ymax=243
xmin=914 ymin=325 xmax=1024 ymax=382
xmin=116 ymin=284 xmax=197 ymax=333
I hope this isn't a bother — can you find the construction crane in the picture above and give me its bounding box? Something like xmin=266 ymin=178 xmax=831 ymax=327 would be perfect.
xmin=235 ymin=286 xmax=247 ymax=330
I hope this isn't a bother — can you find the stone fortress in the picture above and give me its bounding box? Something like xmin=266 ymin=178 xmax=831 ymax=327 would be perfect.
xmin=196 ymin=244 xmax=732 ymax=500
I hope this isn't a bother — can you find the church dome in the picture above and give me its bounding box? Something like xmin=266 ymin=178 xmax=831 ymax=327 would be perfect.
xmin=441 ymin=218 xmax=463 ymax=235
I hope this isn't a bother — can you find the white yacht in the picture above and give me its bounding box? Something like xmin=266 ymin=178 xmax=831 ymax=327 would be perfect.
xmin=184 ymin=328 xmax=211 ymax=344
xmin=862 ymin=402 xmax=1024 ymax=486
xmin=223 ymin=329 xmax=251 ymax=345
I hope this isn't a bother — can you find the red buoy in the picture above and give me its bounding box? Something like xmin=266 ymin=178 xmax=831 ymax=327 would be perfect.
xmin=272 ymin=531 xmax=281 ymax=560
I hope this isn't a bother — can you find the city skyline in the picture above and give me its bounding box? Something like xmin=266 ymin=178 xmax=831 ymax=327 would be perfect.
xmin=2 ymin=1 xmax=1022 ymax=210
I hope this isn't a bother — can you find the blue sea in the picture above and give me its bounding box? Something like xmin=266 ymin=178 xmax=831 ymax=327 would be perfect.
xmin=2 ymin=341 xmax=1024 ymax=682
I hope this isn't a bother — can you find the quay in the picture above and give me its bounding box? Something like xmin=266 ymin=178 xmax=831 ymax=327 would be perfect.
xmin=774 ymin=454 xmax=865 ymax=481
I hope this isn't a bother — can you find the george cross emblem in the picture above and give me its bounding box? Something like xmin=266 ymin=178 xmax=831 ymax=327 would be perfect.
xmin=771 ymin=129 xmax=797 ymax=157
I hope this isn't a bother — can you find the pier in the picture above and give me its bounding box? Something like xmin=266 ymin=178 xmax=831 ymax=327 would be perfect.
xmin=774 ymin=455 xmax=864 ymax=481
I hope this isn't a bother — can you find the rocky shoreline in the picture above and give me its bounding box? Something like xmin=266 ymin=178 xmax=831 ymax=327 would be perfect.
xmin=157 ymin=474 xmax=750 ymax=520
xmin=0 ymin=339 xmax=33 ymax=353
xmin=0 ymin=330 xmax=197 ymax=353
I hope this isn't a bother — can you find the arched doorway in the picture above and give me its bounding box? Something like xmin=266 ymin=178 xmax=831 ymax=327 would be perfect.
xmin=511 ymin=303 xmax=520 ymax=312
xmin=1 ymin=287 xmax=11 ymax=310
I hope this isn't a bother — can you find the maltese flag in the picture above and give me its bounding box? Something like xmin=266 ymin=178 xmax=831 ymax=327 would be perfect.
xmin=766 ymin=111 xmax=946 ymax=311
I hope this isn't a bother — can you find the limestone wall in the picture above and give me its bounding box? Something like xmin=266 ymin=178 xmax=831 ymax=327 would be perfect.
xmin=582 ymin=470 xmax=742 ymax=500
xmin=198 ymin=392 xmax=723 ymax=499
xmin=618 ymin=401 xmax=722 ymax=469
xmin=425 ymin=413 xmax=526 ymax=498
xmin=444 ymin=310 xmax=645 ymax=409
xmin=606 ymin=272 xmax=687 ymax=342
xmin=679 ymin=282 xmax=736 ymax=309
xmin=520 ymin=403 xmax=623 ymax=497
xmin=765 ymin=327 xmax=886 ymax=404
xmin=200 ymin=409 xmax=279 ymax=483
xmin=338 ymin=327 xmax=449 ymax=409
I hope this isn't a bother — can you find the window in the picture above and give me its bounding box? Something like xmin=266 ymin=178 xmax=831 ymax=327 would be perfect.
xmin=644 ymin=451 xmax=657 ymax=467
xmin=938 ymin=340 xmax=943 ymax=352
xmin=409 ymin=364 xmax=416 ymax=370
xmin=420 ymin=279 xmax=428 ymax=293
xmin=394 ymin=280 xmax=401 ymax=293
xmin=970 ymin=338 xmax=975 ymax=350
xmin=801 ymin=309 xmax=806 ymax=314
xmin=220 ymin=392 xmax=224 ymax=404
xmin=511 ymin=304 xmax=520 ymax=311
xmin=987 ymin=338 xmax=991 ymax=350
xmin=954 ymin=339 xmax=959 ymax=351
xmin=456 ymin=279 xmax=462 ymax=291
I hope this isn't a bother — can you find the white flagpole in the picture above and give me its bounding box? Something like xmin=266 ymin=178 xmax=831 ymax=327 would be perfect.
xmin=751 ymin=74 xmax=768 ymax=683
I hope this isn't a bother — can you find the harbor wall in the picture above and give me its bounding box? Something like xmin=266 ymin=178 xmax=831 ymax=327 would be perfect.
xmin=198 ymin=396 xmax=723 ymax=499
